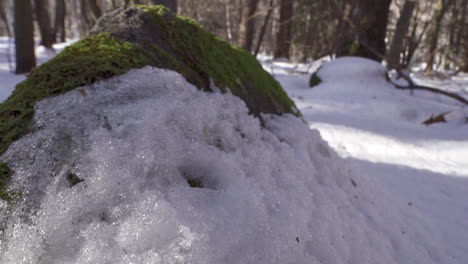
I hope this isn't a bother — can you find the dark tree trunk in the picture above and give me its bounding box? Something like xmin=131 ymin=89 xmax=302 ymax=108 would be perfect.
xmin=274 ymin=0 xmax=294 ymax=59
xmin=88 ymin=0 xmax=102 ymax=21
xmin=461 ymin=0 xmax=468 ymax=72
xmin=239 ymin=0 xmax=259 ymax=51
xmin=352 ymin=0 xmax=392 ymax=61
xmin=14 ymin=0 xmax=36 ymax=73
xmin=34 ymin=0 xmax=54 ymax=48
xmin=254 ymin=0 xmax=274 ymax=56
xmin=301 ymin=4 xmax=316 ymax=61
xmin=53 ymin=0 xmax=66 ymax=43
xmin=333 ymin=0 xmax=355 ymax=57
xmin=149 ymin=0 xmax=178 ymax=13
xmin=80 ymin=0 xmax=100 ymax=32
xmin=387 ymin=0 xmax=416 ymax=67
xmin=463 ymin=38 xmax=468 ymax=72
xmin=425 ymin=0 xmax=453 ymax=73
xmin=451 ymin=0 xmax=467 ymax=70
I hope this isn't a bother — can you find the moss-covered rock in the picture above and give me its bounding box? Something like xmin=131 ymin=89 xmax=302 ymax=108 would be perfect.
xmin=90 ymin=6 xmax=298 ymax=117
xmin=0 ymin=33 xmax=150 ymax=155
xmin=0 ymin=162 xmax=12 ymax=201
xmin=0 ymin=34 xmax=151 ymax=199
xmin=0 ymin=5 xmax=298 ymax=199
xmin=309 ymin=72 xmax=322 ymax=88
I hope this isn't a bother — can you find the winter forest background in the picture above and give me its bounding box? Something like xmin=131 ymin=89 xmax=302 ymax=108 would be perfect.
xmin=1 ymin=0 xmax=468 ymax=263
xmin=2 ymin=0 xmax=468 ymax=74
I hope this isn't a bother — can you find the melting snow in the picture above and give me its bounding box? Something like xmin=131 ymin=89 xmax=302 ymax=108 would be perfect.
xmin=0 ymin=66 xmax=465 ymax=263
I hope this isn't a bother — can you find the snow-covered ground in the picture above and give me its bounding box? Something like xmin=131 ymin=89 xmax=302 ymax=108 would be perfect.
xmin=0 ymin=41 xmax=467 ymax=263
xmin=264 ymin=57 xmax=468 ymax=263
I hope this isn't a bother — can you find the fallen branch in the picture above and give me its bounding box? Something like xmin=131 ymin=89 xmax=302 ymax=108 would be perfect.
xmin=388 ymin=68 xmax=468 ymax=105
xmin=422 ymin=112 xmax=448 ymax=125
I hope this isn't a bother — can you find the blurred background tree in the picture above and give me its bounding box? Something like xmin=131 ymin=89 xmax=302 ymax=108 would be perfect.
xmin=0 ymin=0 xmax=466 ymax=73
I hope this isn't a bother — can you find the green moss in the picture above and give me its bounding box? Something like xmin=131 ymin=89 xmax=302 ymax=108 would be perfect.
xmin=66 ymin=172 xmax=84 ymax=187
xmin=349 ymin=40 xmax=361 ymax=56
xmin=186 ymin=177 xmax=204 ymax=188
xmin=0 ymin=162 xmax=12 ymax=200
xmin=140 ymin=5 xmax=297 ymax=116
xmin=0 ymin=33 xmax=148 ymax=156
xmin=309 ymin=73 xmax=322 ymax=87
xmin=0 ymin=33 xmax=149 ymax=199
xmin=0 ymin=6 xmax=299 ymax=199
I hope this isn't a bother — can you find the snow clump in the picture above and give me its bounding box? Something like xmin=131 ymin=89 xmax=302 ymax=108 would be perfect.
xmin=0 ymin=67 xmax=451 ymax=263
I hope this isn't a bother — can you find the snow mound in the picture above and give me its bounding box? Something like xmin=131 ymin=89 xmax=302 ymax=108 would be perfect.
xmin=317 ymin=57 xmax=387 ymax=83
xmin=0 ymin=67 xmax=452 ymax=263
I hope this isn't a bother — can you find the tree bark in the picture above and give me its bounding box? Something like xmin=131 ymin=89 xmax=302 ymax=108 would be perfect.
xmin=300 ymin=4 xmax=316 ymax=61
xmin=425 ymin=0 xmax=453 ymax=73
xmin=463 ymin=38 xmax=468 ymax=72
xmin=14 ymin=0 xmax=36 ymax=73
xmin=333 ymin=0 xmax=354 ymax=57
xmin=53 ymin=0 xmax=66 ymax=43
xmin=454 ymin=0 xmax=467 ymax=70
xmin=274 ymin=0 xmax=294 ymax=59
xmin=387 ymin=0 xmax=416 ymax=67
xmin=0 ymin=0 xmax=11 ymax=37
xmin=34 ymin=0 xmax=54 ymax=48
xmin=352 ymin=0 xmax=392 ymax=61
xmin=239 ymin=0 xmax=259 ymax=51
xmin=88 ymin=0 xmax=102 ymax=21
xmin=254 ymin=0 xmax=274 ymax=56
xmin=403 ymin=7 xmax=430 ymax=68
xmin=224 ymin=2 xmax=233 ymax=42
xmin=149 ymin=0 xmax=178 ymax=13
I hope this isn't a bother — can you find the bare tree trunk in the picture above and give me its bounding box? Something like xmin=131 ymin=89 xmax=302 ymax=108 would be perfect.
xmin=53 ymin=0 xmax=66 ymax=43
xmin=34 ymin=0 xmax=54 ymax=48
xmin=300 ymin=5 xmax=315 ymax=61
xmin=254 ymin=0 xmax=274 ymax=56
xmin=88 ymin=0 xmax=102 ymax=20
xmin=331 ymin=0 xmax=356 ymax=57
xmin=239 ymin=0 xmax=259 ymax=51
xmin=14 ymin=0 xmax=36 ymax=73
xmin=403 ymin=5 xmax=431 ymax=68
xmin=462 ymin=0 xmax=468 ymax=71
xmin=0 ymin=0 xmax=11 ymax=37
xmin=274 ymin=0 xmax=293 ymax=59
xmin=425 ymin=0 xmax=453 ymax=74
xmin=149 ymin=0 xmax=178 ymax=13
xmin=454 ymin=0 xmax=467 ymax=69
xmin=463 ymin=37 xmax=468 ymax=72
xmin=352 ymin=0 xmax=391 ymax=61
xmin=224 ymin=2 xmax=233 ymax=42
xmin=387 ymin=0 xmax=416 ymax=67
xmin=80 ymin=0 xmax=92 ymax=31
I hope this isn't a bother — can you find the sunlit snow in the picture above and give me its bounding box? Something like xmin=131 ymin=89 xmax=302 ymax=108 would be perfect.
xmin=1 ymin=42 xmax=468 ymax=263
xmin=0 ymin=66 xmax=461 ymax=263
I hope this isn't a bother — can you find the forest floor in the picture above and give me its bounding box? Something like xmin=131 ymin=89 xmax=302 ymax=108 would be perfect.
xmin=1 ymin=38 xmax=468 ymax=262
xmin=262 ymin=56 xmax=468 ymax=262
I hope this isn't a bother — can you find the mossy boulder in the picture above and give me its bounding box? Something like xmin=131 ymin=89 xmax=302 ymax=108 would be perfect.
xmin=89 ymin=6 xmax=298 ymax=117
xmin=0 ymin=5 xmax=298 ymax=200
xmin=0 ymin=162 xmax=12 ymax=200
xmin=309 ymin=72 xmax=322 ymax=88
